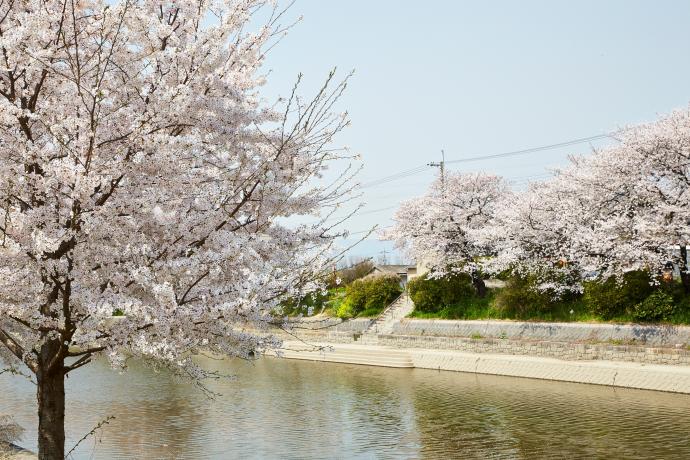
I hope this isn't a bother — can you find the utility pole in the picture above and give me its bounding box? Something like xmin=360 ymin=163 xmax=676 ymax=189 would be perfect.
xmin=379 ymin=249 xmax=389 ymax=265
xmin=428 ymin=149 xmax=445 ymax=197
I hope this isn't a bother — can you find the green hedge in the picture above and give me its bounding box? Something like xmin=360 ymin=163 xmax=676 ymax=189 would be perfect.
xmin=583 ymin=271 xmax=655 ymax=319
xmin=493 ymin=273 xmax=563 ymax=316
xmin=632 ymin=290 xmax=676 ymax=321
xmin=336 ymin=274 xmax=402 ymax=318
xmin=279 ymin=290 xmax=331 ymax=316
xmin=407 ymin=273 xmax=475 ymax=313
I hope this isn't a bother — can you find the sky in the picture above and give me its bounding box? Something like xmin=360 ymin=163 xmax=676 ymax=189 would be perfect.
xmin=259 ymin=0 xmax=690 ymax=263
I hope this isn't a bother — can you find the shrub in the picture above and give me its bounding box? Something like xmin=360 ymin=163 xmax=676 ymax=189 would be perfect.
xmin=408 ymin=273 xmax=474 ymax=313
xmin=332 ymin=259 xmax=375 ymax=287
xmin=335 ymin=297 xmax=357 ymax=319
xmin=673 ymin=292 xmax=690 ymax=317
xmin=336 ymin=274 xmax=402 ymax=318
xmin=583 ymin=271 xmax=654 ymax=319
xmin=493 ymin=273 xmax=561 ymax=317
xmin=279 ymin=290 xmax=330 ymax=316
xmin=632 ymin=290 xmax=676 ymax=322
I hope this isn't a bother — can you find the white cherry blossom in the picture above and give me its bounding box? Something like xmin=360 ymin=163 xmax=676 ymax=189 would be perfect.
xmin=0 ymin=1 xmax=354 ymax=457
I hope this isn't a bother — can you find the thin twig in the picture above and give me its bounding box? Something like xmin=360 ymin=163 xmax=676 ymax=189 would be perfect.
xmin=66 ymin=416 xmax=115 ymax=458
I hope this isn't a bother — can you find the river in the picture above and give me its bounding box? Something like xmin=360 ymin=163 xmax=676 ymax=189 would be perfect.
xmin=2 ymin=356 xmax=690 ymax=459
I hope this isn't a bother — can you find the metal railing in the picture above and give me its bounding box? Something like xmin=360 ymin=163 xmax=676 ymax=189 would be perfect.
xmin=365 ymin=288 xmax=407 ymax=334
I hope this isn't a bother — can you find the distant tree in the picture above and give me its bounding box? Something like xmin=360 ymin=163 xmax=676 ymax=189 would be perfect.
xmin=335 ymin=258 xmax=375 ymax=286
xmin=384 ymin=172 xmax=509 ymax=297
xmin=479 ymin=173 xmax=585 ymax=295
xmin=575 ymin=108 xmax=690 ymax=293
xmin=0 ymin=0 xmax=354 ymax=457
xmin=486 ymin=106 xmax=690 ymax=295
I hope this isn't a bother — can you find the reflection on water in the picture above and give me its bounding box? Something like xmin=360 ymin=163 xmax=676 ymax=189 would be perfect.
xmin=2 ymin=356 xmax=690 ymax=459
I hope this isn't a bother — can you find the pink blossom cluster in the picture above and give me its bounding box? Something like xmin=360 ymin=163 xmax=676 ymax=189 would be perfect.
xmin=0 ymin=0 xmax=354 ymax=377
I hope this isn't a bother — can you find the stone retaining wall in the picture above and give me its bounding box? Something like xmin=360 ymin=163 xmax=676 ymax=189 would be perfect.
xmin=283 ymin=317 xmax=371 ymax=333
xmin=379 ymin=334 xmax=690 ymax=366
xmin=275 ymin=330 xmax=356 ymax=344
xmin=391 ymin=319 xmax=690 ymax=346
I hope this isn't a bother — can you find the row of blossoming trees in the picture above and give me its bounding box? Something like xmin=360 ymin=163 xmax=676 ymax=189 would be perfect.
xmin=385 ymin=107 xmax=690 ymax=306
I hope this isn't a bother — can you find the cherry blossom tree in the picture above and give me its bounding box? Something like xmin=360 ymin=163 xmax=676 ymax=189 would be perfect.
xmin=0 ymin=0 xmax=355 ymax=457
xmin=384 ymin=172 xmax=509 ymax=297
xmin=480 ymin=171 xmax=591 ymax=295
xmin=388 ymin=107 xmax=690 ymax=300
xmin=571 ymin=110 xmax=690 ymax=289
xmin=487 ymin=106 xmax=690 ymax=294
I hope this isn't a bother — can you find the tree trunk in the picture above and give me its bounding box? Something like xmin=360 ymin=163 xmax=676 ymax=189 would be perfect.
xmin=680 ymin=245 xmax=690 ymax=295
xmin=471 ymin=271 xmax=487 ymax=298
xmin=36 ymin=339 xmax=65 ymax=460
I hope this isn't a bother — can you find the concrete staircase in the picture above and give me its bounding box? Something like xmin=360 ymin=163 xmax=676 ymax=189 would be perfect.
xmin=269 ymin=294 xmax=417 ymax=368
xmin=275 ymin=343 xmax=413 ymax=368
xmin=358 ymin=293 xmax=414 ymax=345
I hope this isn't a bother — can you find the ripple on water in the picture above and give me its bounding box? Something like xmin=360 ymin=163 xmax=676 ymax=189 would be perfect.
xmin=2 ymin=357 xmax=690 ymax=459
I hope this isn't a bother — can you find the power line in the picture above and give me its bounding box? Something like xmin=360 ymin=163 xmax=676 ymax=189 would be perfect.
xmin=344 ymin=225 xmax=392 ymax=238
xmin=350 ymin=205 xmax=399 ymax=217
xmin=323 ymin=205 xmax=399 ymax=224
xmin=329 ymin=173 xmax=554 ymax=224
xmin=356 ymin=132 xmax=614 ymax=190
xmin=358 ymin=165 xmax=430 ymax=189
xmin=445 ymin=133 xmax=612 ymax=165
xmin=336 ymin=132 xmax=617 ymax=246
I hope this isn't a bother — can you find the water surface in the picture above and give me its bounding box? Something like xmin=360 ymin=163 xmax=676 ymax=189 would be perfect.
xmin=2 ymin=356 xmax=690 ymax=459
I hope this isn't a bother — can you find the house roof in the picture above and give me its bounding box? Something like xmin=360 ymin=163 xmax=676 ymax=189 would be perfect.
xmin=372 ymin=264 xmax=415 ymax=275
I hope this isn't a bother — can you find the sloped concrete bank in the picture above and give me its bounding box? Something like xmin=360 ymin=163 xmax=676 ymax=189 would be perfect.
xmin=280 ymin=318 xmax=690 ymax=366
xmin=408 ymin=348 xmax=690 ymax=394
xmin=274 ymin=317 xmax=690 ymax=394
xmin=273 ymin=341 xmax=690 ymax=394
xmin=273 ymin=342 xmax=413 ymax=368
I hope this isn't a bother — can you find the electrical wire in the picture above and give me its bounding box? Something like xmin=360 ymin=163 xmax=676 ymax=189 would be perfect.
xmin=356 ymin=132 xmax=614 ymax=190
xmin=358 ymin=165 xmax=431 ymax=189
xmin=444 ymin=133 xmax=612 ymax=165
xmin=335 ymin=132 xmax=618 ymax=244
xmin=343 ymin=225 xmax=393 ymax=238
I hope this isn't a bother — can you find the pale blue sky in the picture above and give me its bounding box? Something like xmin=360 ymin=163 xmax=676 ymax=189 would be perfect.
xmin=260 ymin=0 xmax=690 ymax=262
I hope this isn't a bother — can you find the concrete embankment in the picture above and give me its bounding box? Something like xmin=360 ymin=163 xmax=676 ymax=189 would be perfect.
xmin=391 ymin=319 xmax=690 ymax=346
xmin=274 ymin=317 xmax=690 ymax=394
xmin=276 ymin=343 xmax=413 ymax=368
xmin=378 ymin=333 xmax=690 ymax=366
xmin=273 ymin=341 xmax=690 ymax=394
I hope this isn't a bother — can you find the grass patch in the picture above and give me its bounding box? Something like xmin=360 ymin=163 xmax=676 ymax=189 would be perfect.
xmin=358 ymin=306 xmax=385 ymax=318
xmin=408 ymin=291 xmax=595 ymax=322
xmin=321 ymin=287 xmax=346 ymax=317
xmin=407 ymin=288 xmax=690 ymax=325
xmin=669 ymin=302 xmax=690 ymax=325
xmin=408 ymin=291 xmax=495 ymax=319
